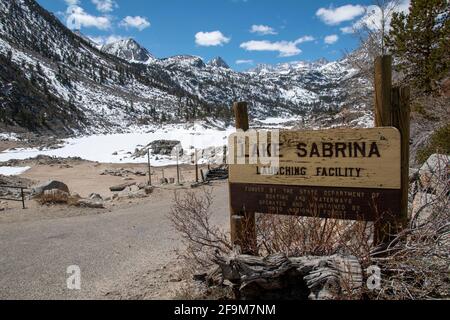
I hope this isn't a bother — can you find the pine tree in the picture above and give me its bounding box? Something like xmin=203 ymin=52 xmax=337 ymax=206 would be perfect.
xmin=6 ymin=50 xmax=12 ymax=62
xmin=386 ymin=0 xmax=449 ymax=93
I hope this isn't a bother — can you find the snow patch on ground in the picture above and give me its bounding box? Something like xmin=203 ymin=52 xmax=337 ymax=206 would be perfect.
xmin=256 ymin=117 xmax=299 ymax=125
xmin=0 ymin=124 xmax=235 ymax=166
xmin=0 ymin=166 xmax=31 ymax=176
xmin=0 ymin=133 xmax=20 ymax=141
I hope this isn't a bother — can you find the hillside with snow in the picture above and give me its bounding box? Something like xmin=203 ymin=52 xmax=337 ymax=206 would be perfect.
xmin=0 ymin=0 xmax=372 ymax=137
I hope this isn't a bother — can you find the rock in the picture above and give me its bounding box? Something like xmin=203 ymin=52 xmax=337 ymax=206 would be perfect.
xmin=409 ymin=168 xmax=420 ymax=183
xmin=144 ymin=186 xmax=154 ymax=195
xmin=160 ymin=178 xmax=168 ymax=185
xmin=110 ymin=182 xmax=136 ymax=192
xmin=41 ymin=189 xmax=69 ymax=204
xmin=411 ymin=192 xmax=438 ymax=226
xmin=169 ymin=178 xmax=175 ymax=184
xmin=132 ymin=140 xmax=182 ymax=158
xmin=89 ymin=193 xmax=103 ymax=201
xmin=32 ymin=180 xmax=69 ymax=197
xmin=129 ymin=185 xmax=140 ymax=192
xmin=77 ymin=199 xmax=105 ymax=209
xmin=126 ymin=189 xmax=148 ymax=199
xmin=137 ymin=182 xmax=147 ymax=189
xmin=419 ymin=154 xmax=449 ymax=195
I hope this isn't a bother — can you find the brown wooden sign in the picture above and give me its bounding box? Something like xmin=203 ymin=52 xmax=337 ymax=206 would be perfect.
xmin=228 ymin=127 xmax=401 ymax=221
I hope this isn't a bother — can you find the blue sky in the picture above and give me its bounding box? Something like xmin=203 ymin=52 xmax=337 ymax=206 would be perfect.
xmin=36 ymin=0 xmax=409 ymax=70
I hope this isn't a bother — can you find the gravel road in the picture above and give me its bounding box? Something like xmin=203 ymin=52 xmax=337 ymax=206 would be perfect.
xmin=0 ymin=182 xmax=229 ymax=300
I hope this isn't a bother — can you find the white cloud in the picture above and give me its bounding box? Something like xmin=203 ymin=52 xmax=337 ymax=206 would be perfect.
xmin=195 ymin=31 xmax=231 ymax=46
xmin=64 ymin=0 xmax=80 ymax=5
xmin=340 ymin=0 xmax=410 ymax=34
xmin=340 ymin=26 xmax=354 ymax=34
xmin=324 ymin=34 xmax=339 ymax=44
xmin=316 ymin=4 xmax=365 ymax=25
xmin=240 ymin=36 xmax=314 ymax=57
xmin=66 ymin=5 xmax=111 ymax=30
xmin=91 ymin=0 xmax=118 ymax=13
xmin=88 ymin=34 xmax=126 ymax=46
xmin=119 ymin=16 xmax=151 ymax=31
xmin=250 ymin=25 xmax=277 ymax=35
xmin=236 ymin=59 xmax=254 ymax=65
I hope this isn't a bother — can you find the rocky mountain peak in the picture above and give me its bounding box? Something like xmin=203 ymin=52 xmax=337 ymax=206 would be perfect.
xmin=102 ymin=38 xmax=155 ymax=63
xmin=207 ymin=57 xmax=230 ymax=69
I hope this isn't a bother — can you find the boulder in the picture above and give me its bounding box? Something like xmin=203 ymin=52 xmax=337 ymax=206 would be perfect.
xmin=144 ymin=186 xmax=154 ymax=195
xmin=132 ymin=140 xmax=182 ymax=158
xmin=41 ymin=189 xmax=69 ymax=204
xmin=137 ymin=182 xmax=147 ymax=189
xmin=419 ymin=154 xmax=449 ymax=195
xmin=148 ymin=140 xmax=182 ymax=156
xmin=89 ymin=193 xmax=103 ymax=201
xmin=128 ymin=189 xmax=148 ymax=199
xmin=32 ymin=180 xmax=69 ymax=197
xmin=77 ymin=199 xmax=105 ymax=209
xmin=411 ymin=192 xmax=438 ymax=226
xmin=110 ymin=182 xmax=136 ymax=192
xmin=409 ymin=168 xmax=420 ymax=183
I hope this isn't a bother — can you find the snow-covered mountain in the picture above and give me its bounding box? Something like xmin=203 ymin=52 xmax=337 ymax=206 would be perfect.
xmin=0 ymin=0 xmax=370 ymax=136
xmin=207 ymin=57 xmax=230 ymax=69
xmin=102 ymin=39 xmax=155 ymax=64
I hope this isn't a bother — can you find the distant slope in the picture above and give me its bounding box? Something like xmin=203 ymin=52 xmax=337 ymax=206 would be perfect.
xmin=0 ymin=0 xmax=370 ymax=136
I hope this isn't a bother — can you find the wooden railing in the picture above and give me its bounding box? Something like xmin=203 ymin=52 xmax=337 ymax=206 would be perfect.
xmin=0 ymin=185 xmax=27 ymax=209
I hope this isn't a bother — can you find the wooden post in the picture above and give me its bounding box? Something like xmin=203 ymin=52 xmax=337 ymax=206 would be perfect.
xmin=223 ymin=145 xmax=227 ymax=165
xmin=392 ymin=86 xmax=411 ymax=229
xmin=147 ymin=149 xmax=152 ymax=186
xmin=195 ymin=149 xmax=199 ymax=183
xmin=374 ymin=56 xmax=393 ymax=127
xmin=200 ymin=169 xmax=205 ymax=182
xmin=176 ymin=146 xmax=181 ymax=185
xmin=230 ymin=102 xmax=257 ymax=254
xmin=21 ymin=187 xmax=25 ymax=209
xmin=373 ymin=55 xmax=410 ymax=245
xmin=374 ymin=56 xmax=393 ymax=245
xmin=233 ymin=102 xmax=249 ymax=131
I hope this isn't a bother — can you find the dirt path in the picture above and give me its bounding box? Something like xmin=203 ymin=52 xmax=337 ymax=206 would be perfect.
xmin=0 ymin=181 xmax=229 ymax=300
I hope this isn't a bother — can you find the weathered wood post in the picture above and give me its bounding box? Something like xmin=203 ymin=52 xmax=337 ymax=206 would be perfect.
xmin=374 ymin=56 xmax=393 ymax=127
xmin=374 ymin=55 xmax=393 ymax=245
xmin=392 ymin=86 xmax=411 ymax=230
xmin=195 ymin=149 xmax=199 ymax=183
xmin=176 ymin=146 xmax=181 ymax=185
xmin=374 ymin=55 xmax=410 ymax=244
xmin=147 ymin=149 xmax=152 ymax=186
xmin=230 ymin=102 xmax=257 ymax=254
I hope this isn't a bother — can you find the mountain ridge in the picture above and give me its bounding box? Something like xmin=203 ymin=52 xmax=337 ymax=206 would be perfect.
xmin=0 ymin=0 xmax=371 ymax=136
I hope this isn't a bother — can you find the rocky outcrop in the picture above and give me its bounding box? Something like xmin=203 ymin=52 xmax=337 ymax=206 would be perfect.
xmin=418 ymin=154 xmax=449 ymax=196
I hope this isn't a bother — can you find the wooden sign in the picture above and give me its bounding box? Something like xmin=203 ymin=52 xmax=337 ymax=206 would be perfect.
xmin=228 ymin=127 xmax=401 ymax=221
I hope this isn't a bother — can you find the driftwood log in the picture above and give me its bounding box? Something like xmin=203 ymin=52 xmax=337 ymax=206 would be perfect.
xmin=213 ymin=253 xmax=363 ymax=300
